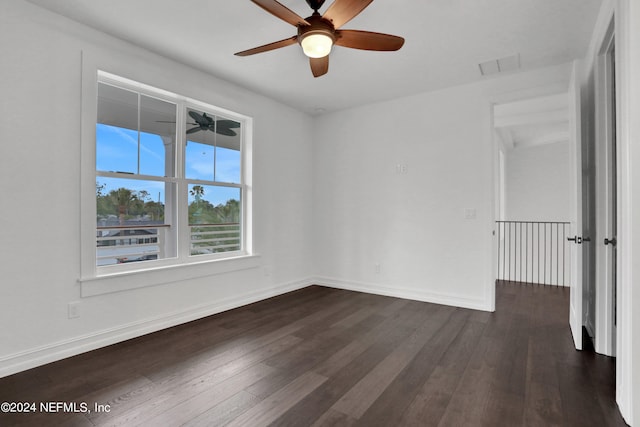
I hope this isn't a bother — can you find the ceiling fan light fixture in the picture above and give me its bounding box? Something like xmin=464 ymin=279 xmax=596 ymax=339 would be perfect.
xmin=300 ymin=33 xmax=334 ymax=58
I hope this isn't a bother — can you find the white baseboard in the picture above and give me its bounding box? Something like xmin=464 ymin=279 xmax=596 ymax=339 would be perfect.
xmin=0 ymin=277 xmax=313 ymax=379
xmin=313 ymin=276 xmax=491 ymax=312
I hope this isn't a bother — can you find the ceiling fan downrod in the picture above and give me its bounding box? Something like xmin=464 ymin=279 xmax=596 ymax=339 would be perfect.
xmin=305 ymin=0 xmax=326 ymax=12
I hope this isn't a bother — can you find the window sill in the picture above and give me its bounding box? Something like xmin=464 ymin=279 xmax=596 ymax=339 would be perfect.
xmin=79 ymin=254 xmax=261 ymax=297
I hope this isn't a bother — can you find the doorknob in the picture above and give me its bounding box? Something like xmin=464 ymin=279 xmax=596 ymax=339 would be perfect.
xmin=604 ymin=237 xmax=617 ymax=246
xmin=567 ymin=236 xmax=582 ymax=244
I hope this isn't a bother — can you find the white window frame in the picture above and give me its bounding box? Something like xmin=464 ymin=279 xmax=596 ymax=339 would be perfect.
xmin=80 ymin=60 xmax=255 ymax=297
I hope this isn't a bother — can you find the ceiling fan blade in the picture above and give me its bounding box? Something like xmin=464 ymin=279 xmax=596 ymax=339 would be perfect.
xmin=322 ymin=0 xmax=373 ymax=29
xmin=310 ymin=56 xmax=329 ymax=78
xmin=335 ymin=29 xmax=404 ymax=51
xmin=188 ymin=110 xmax=205 ymax=123
xmin=250 ymin=0 xmax=310 ymax=26
xmin=186 ymin=127 xmax=202 ymax=134
xmin=235 ymin=36 xmax=298 ymax=56
xmin=216 ymin=128 xmax=238 ymax=137
xmin=217 ymin=119 xmax=241 ymax=128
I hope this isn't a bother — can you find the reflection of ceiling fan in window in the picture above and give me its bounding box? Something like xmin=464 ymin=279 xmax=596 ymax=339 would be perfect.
xmin=157 ymin=111 xmax=240 ymax=136
xmin=187 ymin=111 xmax=240 ymax=136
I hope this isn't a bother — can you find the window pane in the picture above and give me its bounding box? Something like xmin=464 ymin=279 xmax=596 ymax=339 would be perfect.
xmin=215 ymin=145 xmax=241 ymax=184
xmin=184 ymin=108 xmax=241 ymax=183
xmin=188 ymin=184 xmax=241 ymax=255
xmin=97 ymin=84 xmax=175 ymax=177
xmin=140 ymin=95 xmax=175 ymax=176
xmin=96 ymin=124 xmax=138 ymax=173
xmin=215 ymin=117 xmax=241 ymax=184
xmin=185 ymin=140 xmax=215 ymax=181
xmin=97 ymin=83 xmax=139 ymax=173
xmin=96 ymin=177 xmax=170 ymax=266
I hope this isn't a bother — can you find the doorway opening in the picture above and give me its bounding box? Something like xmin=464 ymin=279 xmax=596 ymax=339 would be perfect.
xmin=493 ymin=93 xmax=572 ymax=288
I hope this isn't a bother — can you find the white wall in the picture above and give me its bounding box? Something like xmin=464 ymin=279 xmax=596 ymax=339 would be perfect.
xmin=505 ymin=142 xmax=571 ymax=221
xmin=312 ymin=64 xmax=572 ymax=311
xmin=0 ymin=0 xmax=314 ymax=376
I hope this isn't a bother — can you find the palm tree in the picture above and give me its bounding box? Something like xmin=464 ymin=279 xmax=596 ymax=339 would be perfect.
xmin=189 ymin=185 xmax=205 ymax=203
xmin=111 ymin=188 xmax=137 ymax=226
xmin=189 ymin=185 xmax=206 ymax=224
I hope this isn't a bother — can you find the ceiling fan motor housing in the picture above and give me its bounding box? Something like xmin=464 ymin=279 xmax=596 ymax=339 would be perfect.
xmin=297 ymin=14 xmax=336 ymax=46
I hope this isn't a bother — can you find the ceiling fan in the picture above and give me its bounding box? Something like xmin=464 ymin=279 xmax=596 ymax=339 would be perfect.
xmin=186 ymin=111 xmax=240 ymax=136
xmin=235 ymin=0 xmax=405 ymax=77
xmin=157 ymin=111 xmax=240 ymax=136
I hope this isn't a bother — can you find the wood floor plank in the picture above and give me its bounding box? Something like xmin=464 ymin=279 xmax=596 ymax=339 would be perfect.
xmin=436 ymin=337 xmax=510 ymax=425
xmin=557 ymin=362 xmax=610 ymax=427
xmin=138 ymin=363 xmax=275 ymax=426
xmin=246 ymin=300 xmax=413 ymax=403
xmin=182 ymin=390 xmax=260 ymax=427
xmin=243 ymin=333 xmax=355 ymax=401
xmin=398 ymin=318 xmax=486 ymax=426
xmin=143 ymin=322 xmax=303 ymax=386
xmin=361 ymin=308 xmax=477 ymax=426
xmin=92 ymin=333 xmax=299 ymax=425
xmin=523 ymin=380 xmax=564 ymax=427
xmin=226 ymin=371 xmax=327 ymax=427
xmin=331 ymin=305 xmax=455 ymax=419
xmin=269 ymin=301 xmax=441 ymax=426
xmin=95 ymin=362 xmax=275 ymax=426
xmin=310 ymin=409 xmax=357 ymax=427
xmin=523 ymin=336 xmax=564 ymax=426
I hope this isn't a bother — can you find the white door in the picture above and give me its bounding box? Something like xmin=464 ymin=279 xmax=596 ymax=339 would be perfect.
xmin=594 ymin=26 xmax=617 ymax=356
xmin=568 ymin=61 xmax=584 ymax=350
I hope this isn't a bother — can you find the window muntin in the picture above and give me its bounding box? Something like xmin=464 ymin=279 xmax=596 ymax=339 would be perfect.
xmin=95 ymin=75 xmax=246 ymax=272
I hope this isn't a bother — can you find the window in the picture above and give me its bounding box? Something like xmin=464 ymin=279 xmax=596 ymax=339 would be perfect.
xmin=94 ymin=72 xmax=247 ymax=273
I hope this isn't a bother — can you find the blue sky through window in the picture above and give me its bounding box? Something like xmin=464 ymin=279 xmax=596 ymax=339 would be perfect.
xmin=97 ymin=124 xmax=241 ymax=205
xmin=185 ymin=141 xmax=241 ymax=183
xmin=96 ymin=124 xmax=165 ymax=176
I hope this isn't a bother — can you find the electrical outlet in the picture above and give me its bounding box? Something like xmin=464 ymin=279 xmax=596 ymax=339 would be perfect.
xmin=374 ymin=262 xmax=381 ymax=274
xmin=68 ymin=302 xmax=80 ymax=319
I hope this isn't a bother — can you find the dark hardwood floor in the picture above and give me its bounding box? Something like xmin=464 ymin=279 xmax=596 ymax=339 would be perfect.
xmin=0 ymin=283 xmax=628 ymax=426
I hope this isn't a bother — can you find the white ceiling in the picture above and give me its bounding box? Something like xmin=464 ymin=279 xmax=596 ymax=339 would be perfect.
xmin=25 ymin=0 xmax=602 ymax=115
xmin=494 ymin=93 xmax=570 ymax=150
